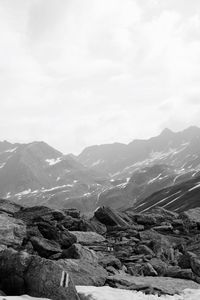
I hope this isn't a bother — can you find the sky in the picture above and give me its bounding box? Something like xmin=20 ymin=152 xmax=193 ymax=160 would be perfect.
xmin=0 ymin=0 xmax=200 ymax=154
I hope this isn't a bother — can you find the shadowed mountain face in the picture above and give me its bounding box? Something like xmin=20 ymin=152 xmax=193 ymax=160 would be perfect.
xmin=0 ymin=126 xmax=200 ymax=212
xmin=131 ymin=174 xmax=200 ymax=213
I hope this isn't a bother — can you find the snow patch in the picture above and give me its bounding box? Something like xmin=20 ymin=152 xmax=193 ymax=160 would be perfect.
xmin=5 ymin=147 xmax=18 ymax=153
xmin=189 ymin=182 xmax=200 ymax=192
xmin=42 ymin=185 xmax=67 ymax=192
xmin=15 ymin=189 xmax=31 ymax=196
xmin=45 ymin=157 xmax=62 ymax=166
xmin=76 ymin=286 xmax=200 ymax=300
xmin=0 ymin=162 xmax=6 ymax=169
xmin=92 ymin=159 xmax=104 ymax=167
xmin=148 ymin=173 xmax=162 ymax=184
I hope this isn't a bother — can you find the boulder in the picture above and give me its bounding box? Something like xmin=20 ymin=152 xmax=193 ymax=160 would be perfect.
xmin=165 ymin=266 xmax=194 ymax=280
xmin=143 ymin=263 xmax=158 ymax=276
xmin=37 ymin=222 xmax=77 ymax=248
xmin=58 ymin=259 xmax=107 ymax=286
xmin=0 ymin=249 xmax=79 ymax=300
xmin=149 ymin=258 xmax=168 ymax=276
xmin=94 ymin=207 xmax=128 ymax=227
xmin=178 ymin=253 xmax=191 ymax=269
xmin=61 ymin=216 xmax=86 ymax=231
xmin=186 ymin=236 xmax=200 ymax=257
xmin=133 ymin=214 xmax=163 ymax=226
xmin=89 ymin=216 xmax=107 ymax=235
xmin=0 ymin=249 xmax=33 ymax=295
xmin=70 ymin=231 xmax=105 ymax=245
xmin=64 ymin=208 xmax=81 ymax=219
xmin=30 ymin=236 xmax=62 ymax=258
xmin=98 ymin=255 xmax=122 ymax=270
xmin=25 ymin=256 xmax=80 ymax=300
xmin=190 ymin=254 xmax=200 ymax=277
xmin=61 ymin=243 xmax=98 ymax=263
xmin=14 ymin=206 xmax=62 ymax=223
xmin=136 ymin=245 xmax=154 ymax=257
xmin=151 ymin=207 xmax=178 ymax=220
xmin=0 ymin=213 xmax=26 ymax=247
xmin=139 ymin=230 xmax=178 ymax=259
xmin=181 ymin=207 xmax=200 ymax=225
xmin=0 ymin=199 xmax=21 ymax=214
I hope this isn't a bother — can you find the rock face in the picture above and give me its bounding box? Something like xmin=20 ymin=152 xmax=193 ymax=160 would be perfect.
xmin=0 ymin=249 xmax=79 ymax=300
xmin=0 ymin=213 xmax=26 ymax=247
xmin=94 ymin=206 xmax=128 ymax=227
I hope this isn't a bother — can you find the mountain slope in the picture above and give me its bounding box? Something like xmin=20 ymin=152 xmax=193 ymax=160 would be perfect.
xmin=80 ymin=126 xmax=200 ymax=210
xmin=78 ymin=126 xmax=200 ymax=178
xmin=0 ymin=141 xmax=109 ymax=209
xmin=1 ymin=126 xmax=200 ymax=213
xmin=131 ymin=173 xmax=200 ymax=213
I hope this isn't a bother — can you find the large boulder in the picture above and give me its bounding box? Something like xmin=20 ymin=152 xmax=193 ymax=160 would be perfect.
xmin=25 ymin=256 xmax=80 ymax=300
xmin=0 ymin=213 xmax=26 ymax=248
xmin=94 ymin=207 xmax=128 ymax=227
xmin=30 ymin=236 xmax=62 ymax=258
xmin=37 ymin=222 xmax=77 ymax=248
xmin=70 ymin=231 xmax=105 ymax=245
xmin=58 ymin=259 xmax=107 ymax=286
xmin=0 ymin=249 xmax=79 ymax=300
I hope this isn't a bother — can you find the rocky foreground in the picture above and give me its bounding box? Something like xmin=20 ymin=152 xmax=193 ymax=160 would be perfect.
xmin=1 ymin=200 xmax=200 ymax=299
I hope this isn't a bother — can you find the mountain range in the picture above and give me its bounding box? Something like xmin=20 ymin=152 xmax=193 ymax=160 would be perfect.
xmin=0 ymin=126 xmax=200 ymax=213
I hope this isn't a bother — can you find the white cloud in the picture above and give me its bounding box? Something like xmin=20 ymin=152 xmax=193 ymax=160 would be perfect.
xmin=0 ymin=0 xmax=200 ymax=153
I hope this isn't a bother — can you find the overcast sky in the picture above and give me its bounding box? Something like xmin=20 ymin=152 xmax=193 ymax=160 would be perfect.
xmin=0 ymin=0 xmax=200 ymax=154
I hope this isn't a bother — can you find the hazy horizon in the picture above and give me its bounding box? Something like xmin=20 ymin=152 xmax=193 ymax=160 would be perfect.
xmin=0 ymin=0 xmax=200 ymax=154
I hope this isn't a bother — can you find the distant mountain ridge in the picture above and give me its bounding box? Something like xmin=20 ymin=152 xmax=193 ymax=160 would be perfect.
xmin=78 ymin=126 xmax=200 ymax=177
xmin=0 ymin=126 xmax=200 ymax=212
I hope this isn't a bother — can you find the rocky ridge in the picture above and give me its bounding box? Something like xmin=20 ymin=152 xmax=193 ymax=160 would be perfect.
xmin=1 ymin=200 xmax=200 ymax=298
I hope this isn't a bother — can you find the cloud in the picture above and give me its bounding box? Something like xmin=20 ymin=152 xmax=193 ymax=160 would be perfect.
xmin=0 ymin=0 xmax=200 ymax=153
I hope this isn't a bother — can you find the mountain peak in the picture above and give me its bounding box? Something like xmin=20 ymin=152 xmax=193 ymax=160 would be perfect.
xmin=160 ymin=128 xmax=174 ymax=136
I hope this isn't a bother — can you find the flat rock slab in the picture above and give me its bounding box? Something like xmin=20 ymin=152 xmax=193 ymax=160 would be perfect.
xmin=108 ymin=275 xmax=200 ymax=295
xmin=70 ymin=231 xmax=105 ymax=244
